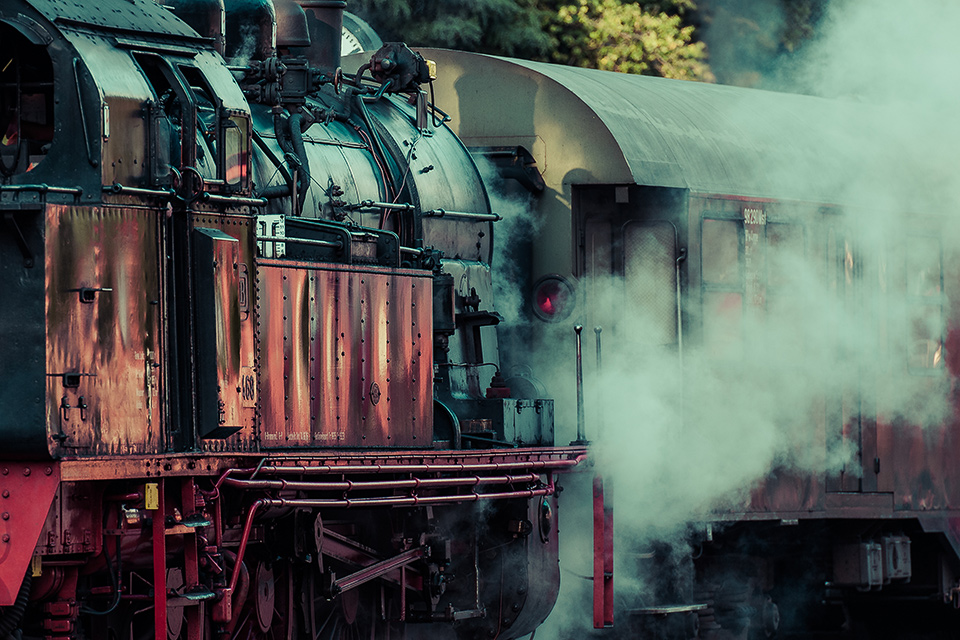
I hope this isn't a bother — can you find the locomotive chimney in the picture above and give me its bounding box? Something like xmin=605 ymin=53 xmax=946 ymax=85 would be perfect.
xmin=292 ymin=0 xmax=346 ymax=75
xmin=168 ymin=0 xmax=227 ymax=55
xmin=224 ymin=0 xmax=277 ymax=62
xmin=274 ymin=0 xmax=311 ymax=49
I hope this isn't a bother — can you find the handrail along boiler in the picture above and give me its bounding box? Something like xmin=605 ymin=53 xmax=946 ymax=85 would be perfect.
xmin=0 ymin=1 xmax=586 ymax=639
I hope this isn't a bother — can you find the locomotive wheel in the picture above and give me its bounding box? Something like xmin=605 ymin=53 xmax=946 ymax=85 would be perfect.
xmin=234 ymin=560 xmax=297 ymax=640
xmin=254 ymin=562 xmax=276 ymax=632
xmin=311 ymin=584 xmax=404 ymax=640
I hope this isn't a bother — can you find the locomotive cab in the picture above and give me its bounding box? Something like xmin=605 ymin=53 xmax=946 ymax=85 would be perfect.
xmin=0 ymin=21 xmax=55 ymax=177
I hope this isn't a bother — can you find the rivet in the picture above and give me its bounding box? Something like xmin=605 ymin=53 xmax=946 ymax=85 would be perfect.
xmin=1 ymin=468 xmax=7 ymax=476
xmin=44 ymin=467 xmax=53 ymax=476
xmin=22 ymin=468 xmax=30 ymax=477
xmin=1 ymin=512 xmax=8 ymax=520
xmin=2 ymin=534 xmax=9 ymax=543
xmin=1 ymin=491 xmax=8 ymax=498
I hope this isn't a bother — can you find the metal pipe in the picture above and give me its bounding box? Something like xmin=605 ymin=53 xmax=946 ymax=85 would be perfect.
xmin=347 ymin=200 xmax=414 ymax=211
xmin=222 ymin=472 xmax=540 ymax=492
xmin=219 ymin=456 xmax=586 ymax=479
xmin=423 ymin=209 xmax=502 ymax=222
xmin=199 ymin=193 xmax=268 ymax=207
xmin=595 ymin=326 xmax=603 ymax=441
xmin=256 ymin=235 xmax=343 ymax=250
xmin=4 ymin=184 xmax=83 ymax=195
xmin=251 ymin=486 xmax=552 ymax=509
xmin=105 ymin=184 xmax=175 ymax=198
xmin=574 ymin=324 xmax=587 ymax=444
xmin=226 ymin=482 xmax=558 ymax=595
xmin=331 ymin=547 xmax=425 ymax=596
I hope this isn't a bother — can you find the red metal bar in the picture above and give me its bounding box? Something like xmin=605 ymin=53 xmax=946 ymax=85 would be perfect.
xmin=592 ymin=473 xmax=614 ymax=628
xmin=603 ymin=479 xmax=614 ymax=627
xmin=181 ymin=479 xmax=202 ymax=640
xmin=593 ymin=474 xmax=604 ymax=629
xmin=152 ymin=479 xmax=167 ymax=640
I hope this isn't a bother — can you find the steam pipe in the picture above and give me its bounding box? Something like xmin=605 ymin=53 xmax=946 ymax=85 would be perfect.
xmin=216 ymin=456 xmax=585 ymax=484
xmin=347 ymin=200 xmax=414 ymax=211
xmin=423 ymin=209 xmax=502 ymax=222
xmin=222 ymin=472 xmax=540 ymax=492
xmin=199 ymin=193 xmax=268 ymax=207
xmin=3 ymin=184 xmax=83 ymax=195
xmin=219 ymin=550 xmax=249 ymax=640
xmin=287 ymin=113 xmax=311 ymax=213
xmin=226 ymin=482 xmax=557 ymax=595
xmin=573 ymin=325 xmax=587 ymax=444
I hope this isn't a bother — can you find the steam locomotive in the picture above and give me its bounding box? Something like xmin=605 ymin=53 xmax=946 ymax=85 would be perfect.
xmin=0 ymin=2 xmax=587 ymax=639
xmin=424 ymin=50 xmax=960 ymax=638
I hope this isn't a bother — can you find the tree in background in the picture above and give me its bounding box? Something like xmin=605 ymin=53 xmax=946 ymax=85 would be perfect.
xmin=347 ymin=0 xmax=712 ymax=80
xmin=542 ymin=0 xmax=712 ymax=81
xmin=346 ymin=0 xmax=554 ymax=60
xmin=346 ymin=0 xmax=827 ymax=86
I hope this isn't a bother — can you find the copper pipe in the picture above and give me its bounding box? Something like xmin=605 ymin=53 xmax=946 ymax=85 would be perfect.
xmin=218 ymin=456 xmax=586 ymax=480
xmin=221 ymin=472 xmax=540 ymax=492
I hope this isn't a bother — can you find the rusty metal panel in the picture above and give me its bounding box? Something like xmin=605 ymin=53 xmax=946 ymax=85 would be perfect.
xmin=285 ymin=268 xmax=311 ymax=446
xmin=258 ymin=267 xmax=287 ymax=446
xmin=257 ymin=262 xmax=433 ymax=448
xmin=45 ymin=205 xmax=162 ymax=456
xmin=334 ymin=270 xmax=364 ymax=444
xmin=312 ymin=271 xmax=341 ymax=444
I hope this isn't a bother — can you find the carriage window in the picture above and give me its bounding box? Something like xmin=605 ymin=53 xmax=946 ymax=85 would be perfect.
xmin=767 ymin=223 xmax=805 ymax=288
xmin=702 ymin=218 xmax=741 ymax=286
xmin=767 ymin=223 xmax=806 ymax=347
xmin=623 ymin=221 xmax=677 ymax=345
xmin=701 ymin=217 xmax=743 ymax=358
xmin=0 ymin=23 xmax=54 ymax=176
xmin=906 ymin=235 xmax=943 ymax=372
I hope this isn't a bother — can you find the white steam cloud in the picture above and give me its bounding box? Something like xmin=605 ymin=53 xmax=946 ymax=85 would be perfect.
xmin=533 ymin=0 xmax=960 ymax=636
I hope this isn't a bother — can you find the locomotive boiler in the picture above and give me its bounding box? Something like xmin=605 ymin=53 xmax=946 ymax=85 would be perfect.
xmin=425 ymin=50 xmax=960 ymax=638
xmin=0 ymin=2 xmax=586 ymax=639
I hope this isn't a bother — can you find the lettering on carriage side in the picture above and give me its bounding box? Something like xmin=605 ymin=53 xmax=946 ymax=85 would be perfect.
xmin=743 ymin=207 xmax=766 ymax=225
xmin=743 ymin=207 xmax=767 ymax=308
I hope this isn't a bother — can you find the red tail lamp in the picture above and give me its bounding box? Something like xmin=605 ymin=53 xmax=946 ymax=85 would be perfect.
xmin=532 ymin=275 xmax=575 ymax=322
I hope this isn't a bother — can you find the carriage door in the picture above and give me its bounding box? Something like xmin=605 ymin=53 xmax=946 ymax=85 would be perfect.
xmin=825 ymin=227 xmax=873 ymax=493
xmin=582 ymin=201 xmax=681 ymax=380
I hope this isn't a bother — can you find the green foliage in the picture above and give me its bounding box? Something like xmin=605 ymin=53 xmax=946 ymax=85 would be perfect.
xmin=346 ymin=0 xmax=553 ymax=59
xmin=348 ymin=0 xmax=712 ymax=81
xmin=543 ymin=0 xmax=713 ymax=80
xmin=345 ymin=0 xmax=825 ymax=84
